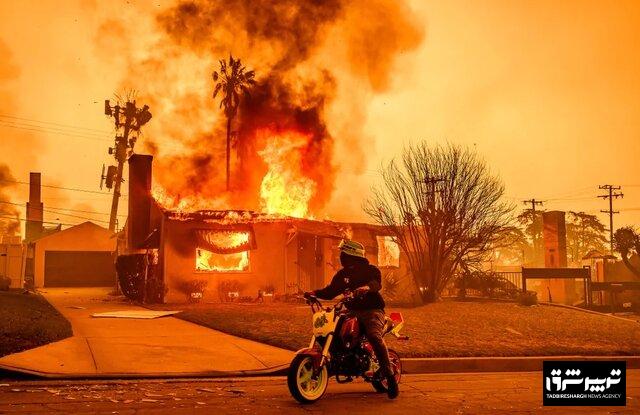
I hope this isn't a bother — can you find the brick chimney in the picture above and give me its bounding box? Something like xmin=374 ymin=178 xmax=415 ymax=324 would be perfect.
xmin=128 ymin=154 xmax=153 ymax=249
xmin=543 ymin=211 xmax=567 ymax=268
xmin=25 ymin=172 xmax=43 ymax=242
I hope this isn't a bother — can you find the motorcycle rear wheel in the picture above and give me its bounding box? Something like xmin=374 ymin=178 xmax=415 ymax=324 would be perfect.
xmin=371 ymin=349 xmax=402 ymax=393
xmin=287 ymin=354 xmax=329 ymax=404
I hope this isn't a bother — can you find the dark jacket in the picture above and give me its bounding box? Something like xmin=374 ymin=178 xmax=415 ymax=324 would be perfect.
xmin=314 ymin=257 xmax=385 ymax=310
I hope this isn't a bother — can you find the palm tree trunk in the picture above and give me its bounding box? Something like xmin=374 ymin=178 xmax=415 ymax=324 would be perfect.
xmin=226 ymin=117 xmax=231 ymax=191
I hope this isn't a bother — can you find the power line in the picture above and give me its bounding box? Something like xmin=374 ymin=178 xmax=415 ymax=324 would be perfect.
xmin=0 ymin=178 xmax=124 ymax=196
xmin=45 ymin=205 xmax=127 ymax=217
xmin=0 ymin=113 xmax=112 ymax=134
xmin=0 ymin=201 xmax=112 ymax=224
xmin=0 ymin=121 xmax=112 ymax=143
xmin=0 ymin=214 xmax=78 ymax=227
xmin=0 ymin=200 xmax=119 ymax=217
xmin=0 ymin=118 xmax=112 ymax=138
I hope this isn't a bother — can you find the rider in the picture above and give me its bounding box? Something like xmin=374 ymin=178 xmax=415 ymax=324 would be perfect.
xmin=305 ymin=239 xmax=399 ymax=399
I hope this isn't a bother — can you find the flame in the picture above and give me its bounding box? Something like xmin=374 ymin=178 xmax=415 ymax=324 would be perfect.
xmin=151 ymin=128 xmax=320 ymax=219
xmin=152 ymin=185 xmax=230 ymax=213
xmin=195 ymin=231 xmax=250 ymax=272
xmin=257 ymin=129 xmax=316 ymax=218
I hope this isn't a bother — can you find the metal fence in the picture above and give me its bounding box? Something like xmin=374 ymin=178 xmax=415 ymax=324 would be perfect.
xmin=495 ymin=271 xmax=522 ymax=289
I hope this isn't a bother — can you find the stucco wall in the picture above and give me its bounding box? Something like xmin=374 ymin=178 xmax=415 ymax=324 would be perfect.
xmin=0 ymin=243 xmax=24 ymax=288
xmin=162 ymin=220 xmax=291 ymax=303
xmin=34 ymin=222 xmax=116 ymax=287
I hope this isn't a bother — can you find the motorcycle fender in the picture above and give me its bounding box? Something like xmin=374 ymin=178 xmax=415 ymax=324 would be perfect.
xmin=294 ymin=347 xmax=323 ymax=369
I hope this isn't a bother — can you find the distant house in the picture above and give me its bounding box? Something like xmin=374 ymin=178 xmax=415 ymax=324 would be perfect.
xmin=31 ymin=221 xmax=116 ymax=288
xmin=118 ymin=155 xmax=414 ymax=303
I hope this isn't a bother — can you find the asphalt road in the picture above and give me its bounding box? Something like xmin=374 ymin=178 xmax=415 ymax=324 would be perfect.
xmin=0 ymin=371 xmax=637 ymax=414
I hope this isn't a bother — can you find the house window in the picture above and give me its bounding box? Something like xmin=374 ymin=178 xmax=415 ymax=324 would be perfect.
xmin=195 ymin=230 xmax=251 ymax=272
xmin=196 ymin=248 xmax=249 ymax=272
xmin=377 ymin=236 xmax=400 ymax=268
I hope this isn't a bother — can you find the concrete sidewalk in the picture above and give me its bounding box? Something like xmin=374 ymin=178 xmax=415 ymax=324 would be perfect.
xmin=0 ymin=288 xmax=294 ymax=378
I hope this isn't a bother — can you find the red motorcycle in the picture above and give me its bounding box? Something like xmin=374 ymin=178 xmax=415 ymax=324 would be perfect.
xmin=287 ymin=291 xmax=408 ymax=403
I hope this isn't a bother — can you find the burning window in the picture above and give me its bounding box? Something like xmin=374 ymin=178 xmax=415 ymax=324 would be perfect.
xmin=194 ymin=230 xmax=253 ymax=272
xmin=377 ymin=236 xmax=400 ymax=268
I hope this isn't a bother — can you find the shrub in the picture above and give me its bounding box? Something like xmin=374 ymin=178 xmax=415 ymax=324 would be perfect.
xmin=176 ymin=279 xmax=208 ymax=303
xmin=518 ymin=290 xmax=538 ymax=306
xmin=0 ymin=276 xmax=10 ymax=291
xmin=454 ymin=270 xmax=519 ymax=299
xmin=262 ymin=284 xmax=276 ymax=294
xmin=217 ymin=279 xmax=245 ymax=302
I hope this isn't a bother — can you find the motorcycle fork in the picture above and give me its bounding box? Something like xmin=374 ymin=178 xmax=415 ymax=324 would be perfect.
xmin=317 ymin=334 xmax=333 ymax=370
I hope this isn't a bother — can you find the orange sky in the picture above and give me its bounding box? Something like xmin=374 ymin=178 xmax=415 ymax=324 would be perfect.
xmin=0 ymin=0 xmax=639 ymax=233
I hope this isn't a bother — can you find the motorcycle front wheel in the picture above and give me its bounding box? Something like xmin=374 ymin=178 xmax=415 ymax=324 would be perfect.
xmin=371 ymin=349 xmax=402 ymax=393
xmin=287 ymin=354 xmax=329 ymax=404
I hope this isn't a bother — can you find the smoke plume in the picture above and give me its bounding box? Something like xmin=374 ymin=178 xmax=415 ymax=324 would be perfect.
xmin=0 ymin=164 xmax=19 ymax=236
xmin=103 ymin=0 xmax=424 ymax=216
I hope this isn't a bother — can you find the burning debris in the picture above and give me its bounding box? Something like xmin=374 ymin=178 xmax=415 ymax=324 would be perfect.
xmin=107 ymin=0 xmax=423 ymax=219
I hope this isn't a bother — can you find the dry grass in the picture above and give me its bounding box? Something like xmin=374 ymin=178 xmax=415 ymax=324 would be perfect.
xmin=0 ymin=290 xmax=72 ymax=357
xmin=164 ymin=299 xmax=640 ymax=357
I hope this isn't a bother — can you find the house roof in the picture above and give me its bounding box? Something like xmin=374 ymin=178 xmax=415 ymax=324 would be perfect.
xmin=582 ymin=249 xmax=616 ymax=260
xmin=162 ymin=209 xmax=351 ymax=238
xmin=31 ymin=221 xmax=113 ymax=244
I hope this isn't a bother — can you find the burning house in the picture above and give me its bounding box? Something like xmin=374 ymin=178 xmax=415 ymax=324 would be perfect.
xmin=118 ymin=155 xmax=411 ymax=303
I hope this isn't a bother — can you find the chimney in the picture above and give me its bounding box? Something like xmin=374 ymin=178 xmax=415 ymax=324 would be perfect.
xmin=25 ymin=172 xmax=43 ymax=242
xmin=543 ymin=211 xmax=567 ymax=268
xmin=128 ymin=154 xmax=153 ymax=249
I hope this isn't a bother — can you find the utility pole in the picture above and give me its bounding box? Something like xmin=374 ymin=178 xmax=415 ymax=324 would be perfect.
xmin=523 ymin=199 xmax=544 ymax=265
xmin=103 ymin=100 xmax=152 ymax=232
xmin=598 ymin=184 xmax=623 ymax=254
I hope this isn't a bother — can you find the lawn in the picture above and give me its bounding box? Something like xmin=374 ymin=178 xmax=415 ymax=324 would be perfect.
xmin=0 ymin=290 xmax=72 ymax=357
xmin=165 ymin=299 xmax=640 ymax=357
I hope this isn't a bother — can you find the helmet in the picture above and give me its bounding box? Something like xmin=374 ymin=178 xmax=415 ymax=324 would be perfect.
xmin=338 ymin=239 xmax=366 ymax=259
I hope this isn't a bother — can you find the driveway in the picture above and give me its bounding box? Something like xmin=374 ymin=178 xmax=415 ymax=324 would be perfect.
xmin=0 ymin=288 xmax=293 ymax=377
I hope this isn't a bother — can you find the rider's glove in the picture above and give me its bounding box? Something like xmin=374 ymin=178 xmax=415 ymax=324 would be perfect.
xmin=354 ymin=287 xmax=369 ymax=297
xmin=303 ymin=291 xmax=315 ymax=299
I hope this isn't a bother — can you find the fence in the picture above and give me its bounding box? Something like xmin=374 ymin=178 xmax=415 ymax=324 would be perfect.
xmin=495 ymin=271 xmax=522 ymax=289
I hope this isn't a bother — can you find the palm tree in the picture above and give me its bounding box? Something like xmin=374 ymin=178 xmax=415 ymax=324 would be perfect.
xmin=212 ymin=55 xmax=256 ymax=190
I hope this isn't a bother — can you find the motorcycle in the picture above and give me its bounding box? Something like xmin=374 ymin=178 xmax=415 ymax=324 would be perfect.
xmin=287 ymin=291 xmax=409 ymax=403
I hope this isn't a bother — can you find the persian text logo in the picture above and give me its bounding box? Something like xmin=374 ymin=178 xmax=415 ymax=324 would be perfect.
xmin=543 ymin=361 xmax=626 ymax=406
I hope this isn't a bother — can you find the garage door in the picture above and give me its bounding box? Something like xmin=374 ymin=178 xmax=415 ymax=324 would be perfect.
xmin=44 ymin=251 xmax=115 ymax=287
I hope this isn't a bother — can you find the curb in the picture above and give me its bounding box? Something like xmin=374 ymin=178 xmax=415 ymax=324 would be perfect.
xmin=402 ymin=355 xmax=640 ymax=374
xmin=539 ymin=302 xmax=639 ymax=323
xmin=0 ymin=363 xmax=288 ymax=380
xmin=4 ymin=356 xmax=640 ymax=380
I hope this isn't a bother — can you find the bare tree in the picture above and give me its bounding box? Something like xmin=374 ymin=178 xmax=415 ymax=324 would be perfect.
xmin=364 ymin=143 xmax=513 ymax=303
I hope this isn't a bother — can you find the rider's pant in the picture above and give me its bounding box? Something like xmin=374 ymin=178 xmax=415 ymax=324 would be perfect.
xmin=351 ymin=309 xmax=393 ymax=377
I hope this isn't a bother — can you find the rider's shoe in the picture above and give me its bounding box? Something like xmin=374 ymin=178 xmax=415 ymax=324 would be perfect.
xmin=386 ymin=374 xmax=399 ymax=399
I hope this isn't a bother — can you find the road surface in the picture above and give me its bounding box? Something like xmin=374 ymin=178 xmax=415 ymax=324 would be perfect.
xmin=1 ymin=371 xmax=637 ymax=414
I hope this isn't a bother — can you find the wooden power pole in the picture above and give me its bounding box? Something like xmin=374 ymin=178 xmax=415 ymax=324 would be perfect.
xmin=523 ymin=199 xmax=544 ymax=265
xmin=598 ymin=184 xmax=623 ymax=254
xmin=103 ymin=100 xmax=152 ymax=232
